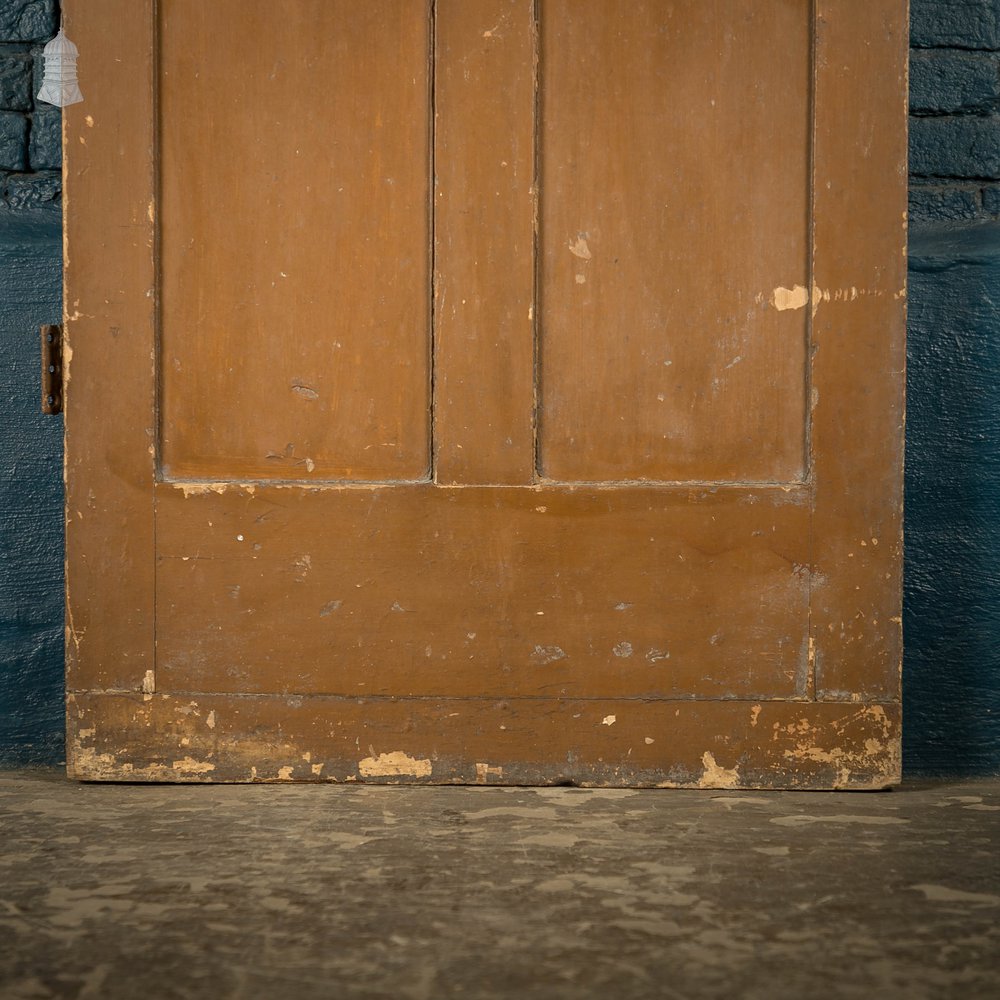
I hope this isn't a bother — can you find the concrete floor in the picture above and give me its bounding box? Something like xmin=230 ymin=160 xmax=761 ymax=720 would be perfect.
xmin=0 ymin=771 xmax=998 ymax=1000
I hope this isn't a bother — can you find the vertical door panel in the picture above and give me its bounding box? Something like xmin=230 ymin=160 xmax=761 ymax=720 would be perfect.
xmin=539 ymin=0 xmax=811 ymax=483
xmin=159 ymin=0 xmax=432 ymax=482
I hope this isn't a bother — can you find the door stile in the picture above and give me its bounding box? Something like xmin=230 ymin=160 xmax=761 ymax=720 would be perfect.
xmin=63 ymin=0 xmax=158 ymax=697
xmin=809 ymin=0 xmax=907 ymax=705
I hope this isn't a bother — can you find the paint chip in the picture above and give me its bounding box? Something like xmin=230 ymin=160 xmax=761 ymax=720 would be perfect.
xmin=291 ymin=383 xmax=319 ymax=401
xmin=699 ymin=752 xmax=740 ymax=789
xmin=531 ymin=645 xmax=567 ymax=665
xmin=770 ymin=285 xmax=809 ymax=311
xmin=358 ymin=751 xmax=432 ymax=778
xmin=602 ymin=715 xmax=617 ymax=726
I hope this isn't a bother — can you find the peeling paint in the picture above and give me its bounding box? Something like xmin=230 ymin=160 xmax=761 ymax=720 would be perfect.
xmin=172 ymin=757 xmax=215 ymax=775
xmin=475 ymin=762 xmax=504 ymax=784
xmin=698 ymin=752 xmax=740 ymax=789
xmin=358 ymin=751 xmax=432 ymax=778
xmin=141 ymin=670 xmax=155 ymax=695
xmin=531 ymin=645 xmax=566 ymax=665
xmin=174 ymin=482 xmax=256 ymax=498
xmin=291 ymin=383 xmax=319 ymax=401
xmin=770 ymin=285 xmax=809 ymax=311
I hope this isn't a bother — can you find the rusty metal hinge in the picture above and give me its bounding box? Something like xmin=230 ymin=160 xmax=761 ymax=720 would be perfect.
xmin=41 ymin=324 xmax=63 ymax=414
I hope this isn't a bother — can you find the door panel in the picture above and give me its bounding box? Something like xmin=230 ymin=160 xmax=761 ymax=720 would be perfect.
xmin=64 ymin=0 xmax=907 ymax=788
xmin=160 ymin=1 xmax=432 ymax=482
xmin=539 ymin=0 xmax=810 ymax=483
xmin=155 ymin=484 xmax=810 ymax=699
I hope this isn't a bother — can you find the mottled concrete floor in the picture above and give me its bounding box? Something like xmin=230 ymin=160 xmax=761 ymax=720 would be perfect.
xmin=0 ymin=771 xmax=998 ymax=1000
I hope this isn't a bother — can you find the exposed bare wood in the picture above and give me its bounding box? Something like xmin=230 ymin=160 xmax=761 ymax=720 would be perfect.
xmin=68 ymin=692 xmax=901 ymax=790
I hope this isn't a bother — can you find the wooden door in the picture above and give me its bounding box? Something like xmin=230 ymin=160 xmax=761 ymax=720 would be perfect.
xmin=64 ymin=0 xmax=907 ymax=788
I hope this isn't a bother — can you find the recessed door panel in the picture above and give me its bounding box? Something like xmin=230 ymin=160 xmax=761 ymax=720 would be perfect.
xmin=159 ymin=1 xmax=432 ymax=483
xmin=539 ymin=0 xmax=810 ymax=483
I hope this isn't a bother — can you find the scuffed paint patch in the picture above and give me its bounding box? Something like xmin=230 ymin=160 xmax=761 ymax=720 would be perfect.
xmin=698 ymin=752 xmax=740 ymax=789
xmin=601 ymin=715 xmax=617 ymax=727
xmin=277 ymin=766 xmax=294 ymax=780
xmin=530 ymin=644 xmax=566 ymax=665
xmin=174 ymin=482 xmax=256 ymax=498
xmin=172 ymin=757 xmax=215 ymax=775
xmin=475 ymin=762 xmax=503 ymax=784
xmin=358 ymin=751 xmax=432 ymax=778
xmin=141 ymin=670 xmax=155 ymax=695
xmin=771 ymin=285 xmax=809 ymax=311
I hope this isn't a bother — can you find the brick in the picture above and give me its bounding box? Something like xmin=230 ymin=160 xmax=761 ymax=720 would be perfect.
xmin=908 ymin=184 xmax=983 ymax=225
xmin=910 ymin=51 xmax=1000 ymax=113
xmin=984 ymin=184 xmax=1000 ymax=214
xmin=0 ymin=0 xmax=59 ymax=42
xmin=0 ymin=110 xmax=27 ymax=170
xmin=0 ymin=1 xmax=57 ymax=43
xmin=910 ymin=116 xmax=1000 ymax=178
xmin=911 ymin=0 xmax=1000 ymax=50
xmin=28 ymin=106 xmax=59 ymax=169
xmin=4 ymin=169 xmax=59 ymax=209
xmin=0 ymin=53 xmax=31 ymax=111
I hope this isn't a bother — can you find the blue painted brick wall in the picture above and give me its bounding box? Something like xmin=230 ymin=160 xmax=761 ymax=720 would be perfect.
xmin=909 ymin=0 xmax=1000 ymax=226
xmin=0 ymin=0 xmax=60 ymax=211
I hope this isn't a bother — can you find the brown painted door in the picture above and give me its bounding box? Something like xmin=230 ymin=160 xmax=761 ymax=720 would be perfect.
xmin=64 ymin=0 xmax=907 ymax=788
